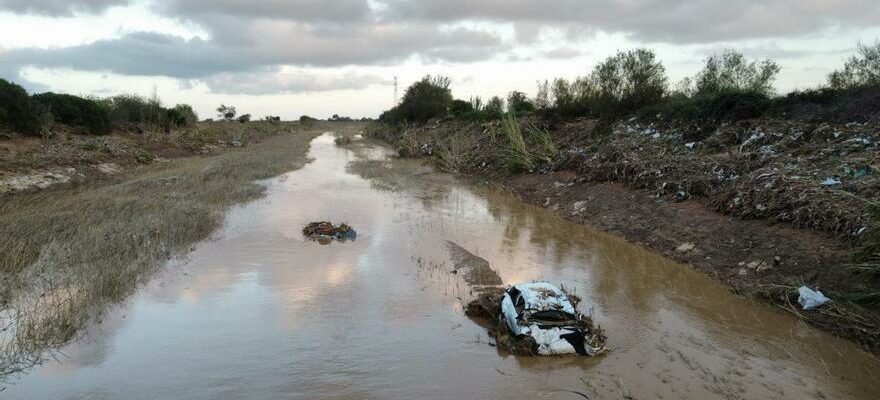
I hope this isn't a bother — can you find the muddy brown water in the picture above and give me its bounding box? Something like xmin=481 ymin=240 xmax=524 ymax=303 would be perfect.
xmin=5 ymin=133 xmax=880 ymax=399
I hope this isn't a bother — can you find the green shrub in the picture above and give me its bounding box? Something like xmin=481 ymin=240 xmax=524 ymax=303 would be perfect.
xmin=237 ymin=113 xmax=251 ymax=123
xmin=379 ymin=75 xmax=453 ymax=123
xmin=507 ymin=91 xmax=535 ymax=115
xmin=32 ymin=92 xmax=111 ymax=134
xmin=484 ymin=96 xmax=505 ymax=120
xmin=590 ymin=48 xmax=668 ymax=118
xmin=449 ymin=99 xmax=474 ymax=118
xmin=500 ymin=114 xmax=557 ymax=172
xmin=638 ymin=90 xmax=769 ymax=121
xmin=166 ymin=104 xmax=198 ymax=128
xmin=0 ymin=79 xmax=44 ymax=135
xmin=695 ymin=49 xmax=780 ymax=96
xmin=828 ymin=40 xmax=880 ymax=89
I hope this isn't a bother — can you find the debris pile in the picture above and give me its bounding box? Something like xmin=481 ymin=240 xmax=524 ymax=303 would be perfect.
xmin=302 ymin=221 xmax=357 ymax=241
xmin=466 ymin=282 xmax=607 ymax=357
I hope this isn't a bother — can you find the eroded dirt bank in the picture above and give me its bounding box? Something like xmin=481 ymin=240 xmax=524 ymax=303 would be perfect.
xmin=368 ymin=117 xmax=880 ymax=354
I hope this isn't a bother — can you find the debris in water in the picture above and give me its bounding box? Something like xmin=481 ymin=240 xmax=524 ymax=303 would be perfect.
xmin=466 ymin=282 xmax=607 ymax=357
xmin=302 ymin=221 xmax=357 ymax=241
xmin=798 ymin=286 xmax=831 ymax=310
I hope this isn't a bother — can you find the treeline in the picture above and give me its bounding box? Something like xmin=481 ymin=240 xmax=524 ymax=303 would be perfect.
xmin=0 ymin=79 xmax=198 ymax=136
xmin=380 ymin=40 xmax=880 ymax=125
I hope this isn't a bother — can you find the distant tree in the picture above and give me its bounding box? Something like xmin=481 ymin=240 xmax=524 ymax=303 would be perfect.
xmin=507 ymin=91 xmax=535 ymax=115
xmin=380 ymin=75 xmax=453 ymax=123
xmin=263 ymin=115 xmax=281 ymax=122
xmin=694 ymin=49 xmax=780 ymax=96
xmin=534 ymin=80 xmax=551 ymax=109
xmin=484 ymin=96 xmax=505 ymax=119
xmin=217 ymin=104 xmax=236 ymax=121
xmin=828 ymin=40 xmax=880 ymax=89
xmin=590 ymin=48 xmax=668 ymax=116
xmin=237 ymin=113 xmax=251 ymax=123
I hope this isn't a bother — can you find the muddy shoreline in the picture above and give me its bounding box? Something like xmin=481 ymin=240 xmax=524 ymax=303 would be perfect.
xmin=368 ymin=118 xmax=880 ymax=355
xmin=498 ymin=174 xmax=880 ymax=352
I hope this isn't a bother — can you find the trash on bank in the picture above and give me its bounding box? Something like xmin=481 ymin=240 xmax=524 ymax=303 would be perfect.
xmin=466 ymin=282 xmax=607 ymax=357
xmin=798 ymin=286 xmax=831 ymax=310
xmin=302 ymin=221 xmax=357 ymax=241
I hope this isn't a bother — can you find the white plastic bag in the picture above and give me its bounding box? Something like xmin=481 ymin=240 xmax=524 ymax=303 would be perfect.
xmin=798 ymin=286 xmax=831 ymax=310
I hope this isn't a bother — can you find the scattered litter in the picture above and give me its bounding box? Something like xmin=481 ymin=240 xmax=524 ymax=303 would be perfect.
xmin=820 ymin=177 xmax=842 ymax=187
xmin=798 ymin=286 xmax=831 ymax=310
xmin=676 ymin=243 xmax=696 ymax=252
xmin=685 ymin=142 xmax=696 ymax=149
xmin=302 ymin=221 xmax=357 ymax=241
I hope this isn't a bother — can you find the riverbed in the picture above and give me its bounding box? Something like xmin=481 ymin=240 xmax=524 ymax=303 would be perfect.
xmin=5 ymin=132 xmax=879 ymax=399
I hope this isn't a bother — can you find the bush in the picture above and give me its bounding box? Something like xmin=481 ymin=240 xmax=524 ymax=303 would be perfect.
xmin=484 ymin=96 xmax=505 ymax=119
xmin=166 ymin=104 xmax=198 ymax=128
xmin=449 ymin=99 xmax=474 ymax=118
xmin=590 ymin=48 xmax=668 ymax=118
xmin=694 ymin=49 xmax=780 ymax=96
xmin=638 ymin=90 xmax=769 ymax=121
xmin=32 ymin=92 xmax=111 ymax=134
xmin=507 ymin=91 xmax=535 ymax=115
xmin=299 ymin=115 xmax=317 ymax=123
xmin=379 ymin=75 xmax=453 ymax=123
xmin=237 ymin=114 xmax=251 ymax=123
xmin=0 ymin=79 xmax=44 ymax=135
xmin=828 ymin=40 xmax=880 ymax=89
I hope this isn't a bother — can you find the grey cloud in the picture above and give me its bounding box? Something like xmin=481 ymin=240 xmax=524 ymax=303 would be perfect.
xmin=204 ymin=70 xmax=389 ymax=95
xmin=0 ymin=26 xmax=505 ymax=89
xmin=157 ymin=0 xmax=371 ymax=22
xmin=381 ymin=0 xmax=880 ymax=44
xmin=0 ymin=0 xmax=131 ymax=16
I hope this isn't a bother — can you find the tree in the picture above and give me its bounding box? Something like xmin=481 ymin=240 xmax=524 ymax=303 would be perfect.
xmin=828 ymin=40 xmax=880 ymax=89
xmin=694 ymin=49 xmax=780 ymax=96
xmin=237 ymin=113 xmax=251 ymax=123
xmin=381 ymin=75 xmax=453 ymax=123
xmin=484 ymin=96 xmax=504 ymax=119
xmin=590 ymin=48 xmax=668 ymax=115
xmin=217 ymin=104 xmax=236 ymax=121
xmin=507 ymin=91 xmax=535 ymax=115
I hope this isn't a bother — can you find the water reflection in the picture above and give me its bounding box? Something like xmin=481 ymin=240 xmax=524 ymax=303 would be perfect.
xmin=3 ymin=133 xmax=879 ymax=400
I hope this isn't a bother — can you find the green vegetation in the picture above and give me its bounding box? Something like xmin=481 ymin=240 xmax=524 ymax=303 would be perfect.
xmin=693 ymin=49 xmax=781 ymax=96
xmin=31 ymin=93 xmax=112 ymax=135
xmin=380 ymin=75 xmax=453 ymax=123
xmin=828 ymin=40 xmax=880 ymax=89
xmin=499 ymin=114 xmax=556 ymax=172
xmin=0 ymin=79 xmax=44 ymax=136
xmin=0 ymin=79 xmax=199 ymax=137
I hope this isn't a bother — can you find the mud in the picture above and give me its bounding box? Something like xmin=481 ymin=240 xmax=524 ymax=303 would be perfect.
xmin=4 ymin=133 xmax=880 ymax=399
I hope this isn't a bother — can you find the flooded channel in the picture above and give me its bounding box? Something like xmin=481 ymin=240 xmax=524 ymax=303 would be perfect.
xmin=5 ymin=132 xmax=880 ymax=399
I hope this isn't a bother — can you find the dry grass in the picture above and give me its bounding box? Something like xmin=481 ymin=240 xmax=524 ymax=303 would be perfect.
xmin=0 ymin=122 xmax=355 ymax=379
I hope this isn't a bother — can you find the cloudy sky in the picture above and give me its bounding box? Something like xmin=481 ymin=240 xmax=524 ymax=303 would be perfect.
xmin=0 ymin=1 xmax=878 ymax=119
